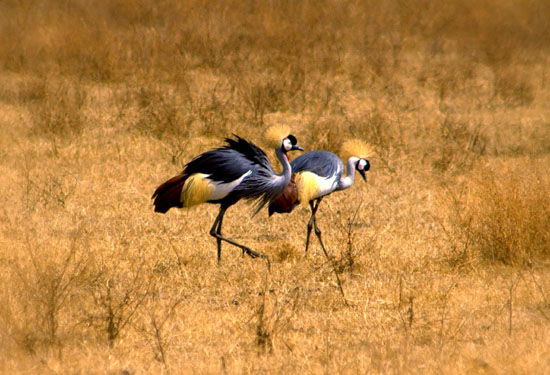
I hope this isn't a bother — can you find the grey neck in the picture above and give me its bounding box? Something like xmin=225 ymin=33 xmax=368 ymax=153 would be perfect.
xmin=275 ymin=147 xmax=291 ymax=186
xmin=338 ymin=156 xmax=359 ymax=190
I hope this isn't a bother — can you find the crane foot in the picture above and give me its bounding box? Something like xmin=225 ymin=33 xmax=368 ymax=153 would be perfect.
xmin=242 ymin=247 xmax=268 ymax=259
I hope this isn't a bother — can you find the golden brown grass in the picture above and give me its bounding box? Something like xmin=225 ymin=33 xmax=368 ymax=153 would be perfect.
xmin=1 ymin=0 xmax=550 ymax=373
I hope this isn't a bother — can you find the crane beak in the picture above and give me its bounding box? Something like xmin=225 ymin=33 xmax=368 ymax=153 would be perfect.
xmin=291 ymin=145 xmax=304 ymax=151
xmin=358 ymin=169 xmax=367 ymax=182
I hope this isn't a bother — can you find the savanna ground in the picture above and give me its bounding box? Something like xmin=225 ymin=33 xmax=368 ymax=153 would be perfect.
xmin=1 ymin=1 xmax=550 ymax=374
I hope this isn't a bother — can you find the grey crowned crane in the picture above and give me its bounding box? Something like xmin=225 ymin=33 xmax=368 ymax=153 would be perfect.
xmin=268 ymin=140 xmax=372 ymax=254
xmin=152 ymin=126 xmax=303 ymax=262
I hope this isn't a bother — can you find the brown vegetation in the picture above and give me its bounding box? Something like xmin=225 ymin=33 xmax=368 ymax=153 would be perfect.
xmin=1 ymin=0 xmax=549 ymax=373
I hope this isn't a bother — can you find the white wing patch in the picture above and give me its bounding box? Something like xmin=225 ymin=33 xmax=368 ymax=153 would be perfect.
xmin=209 ymin=170 xmax=252 ymax=200
xmin=315 ymin=174 xmax=339 ymax=198
xmin=297 ymin=171 xmax=338 ymax=203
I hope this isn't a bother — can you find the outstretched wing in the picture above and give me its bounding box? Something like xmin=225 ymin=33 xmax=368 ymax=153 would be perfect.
xmin=225 ymin=136 xmax=283 ymax=214
xmin=223 ymin=135 xmax=274 ymax=174
xmin=183 ymin=136 xmax=273 ymax=183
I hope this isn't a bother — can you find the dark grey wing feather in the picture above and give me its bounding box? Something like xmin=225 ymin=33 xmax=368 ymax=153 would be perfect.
xmin=291 ymin=151 xmax=343 ymax=178
xmin=226 ymin=137 xmax=290 ymax=215
xmin=183 ymin=136 xmax=271 ymax=183
xmin=232 ymin=161 xmax=284 ymax=216
xmin=223 ymin=136 xmax=274 ymax=173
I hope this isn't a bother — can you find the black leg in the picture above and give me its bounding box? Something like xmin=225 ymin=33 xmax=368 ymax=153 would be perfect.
xmin=312 ymin=202 xmax=329 ymax=256
xmin=306 ymin=198 xmax=348 ymax=305
xmin=305 ymin=199 xmax=322 ymax=252
xmin=305 ymin=201 xmax=316 ymax=253
xmin=215 ymin=207 xmax=225 ymax=261
xmin=209 ymin=206 xmax=267 ymax=262
xmin=306 ymin=198 xmax=327 ymax=254
xmin=209 ymin=207 xmax=225 ymax=263
xmin=314 ymin=220 xmax=330 ymax=260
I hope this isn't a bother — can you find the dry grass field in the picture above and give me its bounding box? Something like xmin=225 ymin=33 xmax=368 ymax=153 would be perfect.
xmin=1 ymin=0 xmax=550 ymax=373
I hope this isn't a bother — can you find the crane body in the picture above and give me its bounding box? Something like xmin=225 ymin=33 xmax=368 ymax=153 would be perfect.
xmin=153 ymin=130 xmax=302 ymax=262
xmin=269 ymin=144 xmax=371 ymax=253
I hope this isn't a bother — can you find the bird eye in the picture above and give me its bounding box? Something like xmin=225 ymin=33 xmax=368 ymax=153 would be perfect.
xmin=287 ymin=134 xmax=297 ymax=145
xmin=358 ymin=159 xmax=367 ymax=170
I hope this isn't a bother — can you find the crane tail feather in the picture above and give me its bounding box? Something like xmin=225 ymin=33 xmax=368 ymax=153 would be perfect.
xmin=152 ymin=173 xmax=188 ymax=213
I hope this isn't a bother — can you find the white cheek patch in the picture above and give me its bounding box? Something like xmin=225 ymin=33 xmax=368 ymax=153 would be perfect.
xmin=358 ymin=159 xmax=367 ymax=170
xmin=283 ymin=138 xmax=292 ymax=151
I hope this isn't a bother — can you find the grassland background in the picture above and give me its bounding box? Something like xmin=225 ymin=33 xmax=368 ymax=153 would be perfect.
xmin=1 ymin=0 xmax=550 ymax=374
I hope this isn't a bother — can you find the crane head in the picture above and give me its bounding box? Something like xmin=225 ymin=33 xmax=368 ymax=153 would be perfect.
xmin=283 ymin=135 xmax=303 ymax=152
xmin=356 ymin=158 xmax=370 ymax=182
xmin=265 ymin=125 xmax=303 ymax=152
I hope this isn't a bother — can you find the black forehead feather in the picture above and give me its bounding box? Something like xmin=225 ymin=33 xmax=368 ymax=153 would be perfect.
xmin=287 ymin=134 xmax=297 ymax=145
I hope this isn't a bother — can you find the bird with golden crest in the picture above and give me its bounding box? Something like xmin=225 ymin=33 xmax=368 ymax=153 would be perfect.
xmin=152 ymin=125 xmax=303 ymax=262
xmin=268 ymin=139 xmax=373 ymax=254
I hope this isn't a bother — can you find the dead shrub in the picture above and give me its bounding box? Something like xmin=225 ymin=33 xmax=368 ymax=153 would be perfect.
xmin=303 ymin=115 xmax=346 ymax=154
xmin=233 ymin=72 xmax=295 ymax=126
xmin=85 ymin=258 xmax=154 ymax=345
xmin=443 ymin=166 xmax=550 ymax=266
xmin=2 ymin=226 xmax=90 ymax=354
xmin=136 ymin=295 xmax=186 ymax=366
xmin=37 ymin=172 xmax=78 ymax=209
xmin=433 ymin=115 xmax=486 ymax=174
xmin=193 ymin=84 xmax=232 ymax=137
xmin=0 ymin=76 xmax=47 ymax=104
xmin=19 ymin=160 xmax=78 ymax=211
xmin=337 ymin=107 xmax=400 ymax=154
xmin=30 ymin=79 xmax=86 ymax=138
xmin=271 ymin=241 xmax=299 ymax=263
xmin=242 ymin=79 xmax=283 ymax=125
xmin=252 ymin=279 xmax=300 ymax=355
xmin=492 ymin=67 xmax=535 ymax=107
xmin=133 ymin=84 xmax=191 ymax=139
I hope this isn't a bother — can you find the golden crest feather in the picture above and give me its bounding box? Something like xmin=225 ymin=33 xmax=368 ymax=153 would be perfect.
xmin=264 ymin=125 xmax=291 ymax=148
xmin=340 ymin=139 xmax=375 ymax=160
